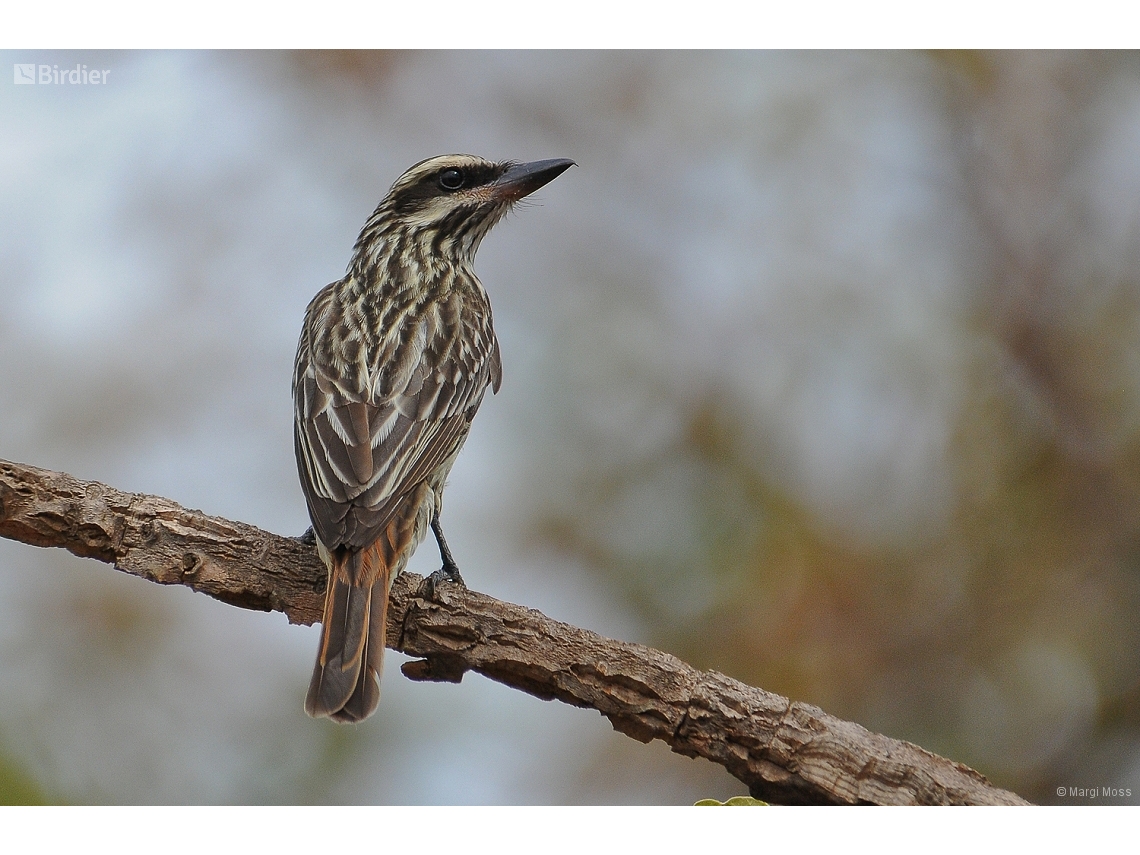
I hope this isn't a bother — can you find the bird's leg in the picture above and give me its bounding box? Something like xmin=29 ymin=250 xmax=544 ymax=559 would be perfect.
xmin=421 ymin=513 xmax=466 ymax=600
xmin=431 ymin=513 xmax=465 ymax=585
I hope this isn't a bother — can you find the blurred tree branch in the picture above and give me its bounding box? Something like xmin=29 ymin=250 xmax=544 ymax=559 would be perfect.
xmin=0 ymin=458 xmax=1027 ymax=805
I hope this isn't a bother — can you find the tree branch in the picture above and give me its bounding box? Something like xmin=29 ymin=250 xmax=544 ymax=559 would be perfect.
xmin=0 ymin=457 xmax=1027 ymax=805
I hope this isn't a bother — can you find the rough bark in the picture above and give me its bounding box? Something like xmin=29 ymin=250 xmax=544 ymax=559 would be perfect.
xmin=0 ymin=457 xmax=1028 ymax=805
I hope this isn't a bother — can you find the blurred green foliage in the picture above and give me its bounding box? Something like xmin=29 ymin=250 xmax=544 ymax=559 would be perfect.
xmin=0 ymin=746 xmax=49 ymax=805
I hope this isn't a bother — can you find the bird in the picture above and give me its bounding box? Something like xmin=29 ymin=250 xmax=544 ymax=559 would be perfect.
xmin=293 ymin=154 xmax=574 ymax=723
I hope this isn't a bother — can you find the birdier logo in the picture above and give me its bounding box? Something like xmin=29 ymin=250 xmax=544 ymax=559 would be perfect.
xmin=13 ymin=63 xmax=110 ymax=85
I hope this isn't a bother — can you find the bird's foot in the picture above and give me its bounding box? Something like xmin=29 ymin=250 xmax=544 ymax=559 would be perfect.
xmin=419 ymin=561 xmax=466 ymax=602
xmin=296 ymin=527 xmax=317 ymax=545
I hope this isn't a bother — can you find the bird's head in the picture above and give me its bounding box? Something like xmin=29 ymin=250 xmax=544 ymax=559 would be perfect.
xmin=352 ymin=154 xmax=574 ymax=273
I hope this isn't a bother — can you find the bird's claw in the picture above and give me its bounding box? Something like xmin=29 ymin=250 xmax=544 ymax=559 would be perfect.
xmin=419 ymin=562 xmax=466 ymax=602
xmin=297 ymin=527 xmax=317 ymax=545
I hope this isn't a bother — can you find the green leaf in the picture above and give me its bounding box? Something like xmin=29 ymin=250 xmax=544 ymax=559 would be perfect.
xmin=694 ymin=796 xmax=768 ymax=806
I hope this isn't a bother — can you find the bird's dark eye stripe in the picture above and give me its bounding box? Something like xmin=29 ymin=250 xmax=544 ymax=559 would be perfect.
xmin=465 ymin=164 xmax=504 ymax=186
xmin=392 ymin=163 xmax=513 ymax=213
xmin=432 ymin=163 xmax=506 ymax=192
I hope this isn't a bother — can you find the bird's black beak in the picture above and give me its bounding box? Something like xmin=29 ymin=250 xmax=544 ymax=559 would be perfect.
xmin=492 ymin=158 xmax=575 ymax=201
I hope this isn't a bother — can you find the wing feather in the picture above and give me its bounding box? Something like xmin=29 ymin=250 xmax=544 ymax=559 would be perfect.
xmin=293 ymin=282 xmax=499 ymax=552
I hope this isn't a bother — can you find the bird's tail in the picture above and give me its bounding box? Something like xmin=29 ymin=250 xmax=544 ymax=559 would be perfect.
xmin=305 ymin=542 xmax=390 ymax=723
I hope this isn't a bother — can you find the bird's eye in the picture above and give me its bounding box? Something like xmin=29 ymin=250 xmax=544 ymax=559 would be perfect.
xmin=438 ymin=169 xmax=465 ymax=191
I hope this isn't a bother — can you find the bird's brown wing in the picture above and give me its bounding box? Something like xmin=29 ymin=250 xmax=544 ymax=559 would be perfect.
xmin=292 ymin=284 xmax=502 ymax=552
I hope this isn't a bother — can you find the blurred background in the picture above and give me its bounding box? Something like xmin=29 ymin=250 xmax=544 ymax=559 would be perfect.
xmin=1 ymin=50 xmax=1140 ymax=805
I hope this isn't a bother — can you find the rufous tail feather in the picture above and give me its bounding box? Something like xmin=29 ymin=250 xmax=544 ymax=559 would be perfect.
xmin=305 ymin=543 xmax=390 ymax=723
